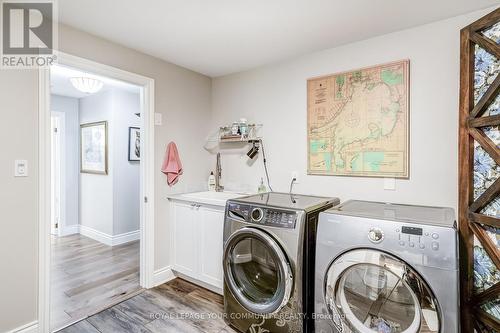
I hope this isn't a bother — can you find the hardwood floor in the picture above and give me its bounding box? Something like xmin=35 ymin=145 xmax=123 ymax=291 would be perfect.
xmin=51 ymin=234 xmax=141 ymax=332
xmin=58 ymin=278 xmax=237 ymax=333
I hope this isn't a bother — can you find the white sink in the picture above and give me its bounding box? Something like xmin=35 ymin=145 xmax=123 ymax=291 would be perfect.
xmin=180 ymin=191 xmax=246 ymax=205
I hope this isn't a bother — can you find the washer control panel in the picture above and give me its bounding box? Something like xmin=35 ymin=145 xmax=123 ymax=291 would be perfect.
xmin=263 ymin=209 xmax=297 ymax=228
xmin=227 ymin=203 xmax=296 ymax=228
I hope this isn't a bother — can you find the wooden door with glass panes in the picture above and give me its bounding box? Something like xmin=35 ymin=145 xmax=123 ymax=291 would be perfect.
xmin=459 ymin=8 xmax=500 ymax=333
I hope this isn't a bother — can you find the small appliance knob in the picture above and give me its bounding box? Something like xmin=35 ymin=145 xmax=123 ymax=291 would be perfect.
xmin=251 ymin=208 xmax=264 ymax=222
xmin=368 ymin=228 xmax=384 ymax=243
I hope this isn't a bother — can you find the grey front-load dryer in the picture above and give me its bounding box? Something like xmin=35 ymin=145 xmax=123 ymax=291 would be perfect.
xmin=223 ymin=192 xmax=339 ymax=333
xmin=315 ymin=200 xmax=459 ymax=333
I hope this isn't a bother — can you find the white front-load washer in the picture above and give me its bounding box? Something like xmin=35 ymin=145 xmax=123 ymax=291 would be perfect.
xmin=314 ymin=200 xmax=459 ymax=333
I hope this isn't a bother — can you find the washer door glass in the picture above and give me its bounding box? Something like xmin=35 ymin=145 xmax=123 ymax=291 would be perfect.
xmin=224 ymin=227 xmax=293 ymax=314
xmin=325 ymin=249 xmax=440 ymax=333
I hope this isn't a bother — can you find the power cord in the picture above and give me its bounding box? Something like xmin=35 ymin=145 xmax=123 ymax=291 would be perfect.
xmin=289 ymin=177 xmax=297 ymax=204
xmin=259 ymin=140 xmax=273 ymax=192
xmin=289 ymin=177 xmax=297 ymax=194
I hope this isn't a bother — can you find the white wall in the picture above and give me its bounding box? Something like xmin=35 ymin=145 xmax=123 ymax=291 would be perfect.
xmin=59 ymin=22 xmax=212 ymax=268
xmin=79 ymin=89 xmax=141 ymax=237
xmin=111 ymin=90 xmax=141 ymax=236
xmin=51 ymin=95 xmax=80 ymax=234
xmin=0 ymin=22 xmax=212 ymax=332
xmin=211 ymin=9 xmax=495 ymax=212
xmin=79 ymin=91 xmax=115 ymax=236
xmin=0 ymin=8 xmax=493 ymax=332
xmin=56 ymin=24 xmax=212 ymax=280
xmin=0 ymin=70 xmax=38 ymax=332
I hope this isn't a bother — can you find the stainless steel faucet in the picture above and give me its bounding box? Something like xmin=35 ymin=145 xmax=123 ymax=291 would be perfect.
xmin=215 ymin=152 xmax=224 ymax=192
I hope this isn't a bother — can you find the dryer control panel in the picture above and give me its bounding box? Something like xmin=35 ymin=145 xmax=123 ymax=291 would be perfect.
xmin=227 ymin=203 xmax=297 ymax=229
xmin=395 ymin=225 xmax=441 ymax=251
xmin=319 ymin=213 xmax=458 ymax=270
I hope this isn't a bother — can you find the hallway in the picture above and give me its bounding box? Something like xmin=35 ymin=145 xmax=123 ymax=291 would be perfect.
xmin=51 ymin=235 xmax=140 ymax=331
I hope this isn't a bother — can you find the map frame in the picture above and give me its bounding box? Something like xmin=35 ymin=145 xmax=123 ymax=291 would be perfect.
xmin=307 ymin=59 xmax=410 ymax=178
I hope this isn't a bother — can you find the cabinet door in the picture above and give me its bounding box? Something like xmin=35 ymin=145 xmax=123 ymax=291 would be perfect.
xmin=198 ymin=206 xmax=225 ymax=288
xmin=172 ymin=203 xmax=198 ymax=277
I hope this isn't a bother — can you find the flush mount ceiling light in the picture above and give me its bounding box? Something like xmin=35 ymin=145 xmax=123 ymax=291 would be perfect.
xmin=70 ymin=77 xmax=104 ymax=94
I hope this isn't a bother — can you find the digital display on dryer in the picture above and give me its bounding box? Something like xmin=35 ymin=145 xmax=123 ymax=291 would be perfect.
xmin=401 ymin=226 xmax=423 ymax=236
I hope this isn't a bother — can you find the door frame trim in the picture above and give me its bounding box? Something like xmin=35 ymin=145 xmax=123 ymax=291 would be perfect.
xmin=50 ymin=111 xmax=66 ymax=237
xmin=38 ymin=52 xmax=156 ymax=332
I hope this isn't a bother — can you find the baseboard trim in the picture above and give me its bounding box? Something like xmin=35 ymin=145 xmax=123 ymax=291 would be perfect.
xmin=111 ymin=230 xmax=141 ymax=246
xmin=5 ymin=321 xmax=38 ymax=333
xmin=79 ymin=225 xmax=112 ymax=245
xmin=172 ymin=270 xmax=223 ymax=295
xmin=152 ymin=266 xmax=175 ymax=287
xmin=79 ymin=226 xmax=140 ymax=246
xmin=59 ymin=224 xmax=79 ymax=237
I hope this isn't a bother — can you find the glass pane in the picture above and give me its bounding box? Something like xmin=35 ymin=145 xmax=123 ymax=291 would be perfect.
xmin=481 ymin=93 xmax=500 ymax=117
xmin=473 ymin=235 xmax=500 ymax=293
xmin=476 ymin=321 xmax=497 ymax=333
xmin=229 ymin=237 xmax=280 ymax=304
xmin=474 ymin=142 xmax=500 ymax=200
xmin=483 ymin=225 xmax=500 ymax=248
xmin=481 ymin=297 xmax=500 ymax=321
xmin=481 ymin=22 xmax=500 ymax=45
xmin=335 ymin=264 xmax=420 ymax=332
xmin=483 ymin=126 xmax=500 ymax=147
xmin=475 ymin=46 xmax=499 ymax=105
xmin=481 ymin=196 xmax=500 ymax=217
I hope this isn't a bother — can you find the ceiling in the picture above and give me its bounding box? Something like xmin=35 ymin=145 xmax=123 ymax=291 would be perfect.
xmin=58 ymin=0 xmax=500 ymax=77
xmin=51 ymin=64 xmax=140 ymax=98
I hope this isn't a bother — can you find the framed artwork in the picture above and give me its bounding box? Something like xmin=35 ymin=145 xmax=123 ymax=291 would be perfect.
xmin=80 ymin=121 xmax=108 ymax=174
xmin=307 ymin=60 xmax=410 ymax=178
xmin=128 ymin=127 xmax=141 ymax=161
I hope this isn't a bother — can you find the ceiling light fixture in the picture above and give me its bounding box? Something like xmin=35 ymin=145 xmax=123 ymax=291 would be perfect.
xmin=70 ymin=77 xmax=104 ymax=94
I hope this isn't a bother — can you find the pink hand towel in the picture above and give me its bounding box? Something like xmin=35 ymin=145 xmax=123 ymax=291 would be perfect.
xmin=161 ymin=142 xmax=183 ymax=186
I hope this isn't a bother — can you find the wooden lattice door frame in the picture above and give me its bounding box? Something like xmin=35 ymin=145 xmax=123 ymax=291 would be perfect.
xmin=459 ymin=8 xmax=500 ymax=333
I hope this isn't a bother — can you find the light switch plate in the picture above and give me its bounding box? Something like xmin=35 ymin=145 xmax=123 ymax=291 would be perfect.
xmin=154 ymin=113 xmax=163 ymax=126
xmin=384 ymin=178 xmax=396 ymax=190
xmin=15 ymin=160 xmax=28 ymax=177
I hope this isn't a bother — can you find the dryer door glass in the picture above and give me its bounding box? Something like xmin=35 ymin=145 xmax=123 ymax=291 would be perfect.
xmin=325 ymin=249 xmax=440 ymax=333
xmin=223 ymin=227 xmax=293 ymax=314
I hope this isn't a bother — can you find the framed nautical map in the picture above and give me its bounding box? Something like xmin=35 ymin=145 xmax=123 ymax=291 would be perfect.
xmin=307 ymin=60 xmax=410 ymax=178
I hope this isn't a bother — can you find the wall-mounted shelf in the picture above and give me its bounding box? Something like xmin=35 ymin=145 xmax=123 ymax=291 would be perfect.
xmin=219 ymin=136 xmax=262 ymax=143
xmin=206 ymin=123 xmax=263 ymax=144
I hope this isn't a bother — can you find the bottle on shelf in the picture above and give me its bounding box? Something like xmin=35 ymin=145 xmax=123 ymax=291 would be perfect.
xmin=239 ymin=118 xmax=248 ymax=138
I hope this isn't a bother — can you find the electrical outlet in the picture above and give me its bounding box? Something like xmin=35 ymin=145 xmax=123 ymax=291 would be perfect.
xmin=291 ymin=171 xmax=299 ymax=184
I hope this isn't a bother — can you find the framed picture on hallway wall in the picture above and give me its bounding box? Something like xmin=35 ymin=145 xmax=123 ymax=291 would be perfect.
xmin=80 ymin=121 xmax=108 ymax=174
xmin=128 ymin=127 xmax=140 ymax=161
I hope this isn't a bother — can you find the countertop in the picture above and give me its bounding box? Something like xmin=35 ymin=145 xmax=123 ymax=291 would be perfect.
xmin=166 ymin=191 xmax=249 ymax=207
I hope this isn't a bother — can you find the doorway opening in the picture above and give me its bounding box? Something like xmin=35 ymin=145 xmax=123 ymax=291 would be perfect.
xmin=38 ymin=53 xmax=155 ymax=333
